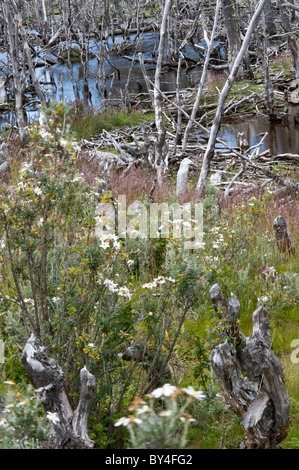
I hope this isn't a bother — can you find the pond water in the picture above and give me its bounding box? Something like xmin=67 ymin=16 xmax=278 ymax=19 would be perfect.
xmin=0 ymin=31 xmax=204 ymax=127
xmin=218 ymin=107 xmax=299 ymax=155
xmin=1 ymin=31 xmax=299 ymax=157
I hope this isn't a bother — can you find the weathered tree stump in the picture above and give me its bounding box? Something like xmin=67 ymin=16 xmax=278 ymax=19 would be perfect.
xmin=273 ymin=215 xmax=294 ymax=254
xmin=0 ymin=162 xmax=10 ymax=182
xmin=209 ymin=284 xmax=290 ymax=449
xmin=22 ymin=334 xmax=96 ymax=449
xmin=176 ymin=157 xmax=192 ymax=197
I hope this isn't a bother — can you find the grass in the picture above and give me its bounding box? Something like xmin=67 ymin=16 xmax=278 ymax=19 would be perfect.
xmin=68 ymin=104 xmax=154 ymax=141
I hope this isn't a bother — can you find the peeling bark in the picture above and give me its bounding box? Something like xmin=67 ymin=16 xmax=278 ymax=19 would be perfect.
xmin=209 ymin=284 xmax=290 ymax=449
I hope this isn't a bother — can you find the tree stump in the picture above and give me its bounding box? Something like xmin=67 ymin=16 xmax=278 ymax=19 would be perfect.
xmin=273 ymin=215 xmax=294 ymax=254
xmin=22 ymin=334 xmax=96 ymax=449
xmin=209 ymin=284 xmax=290 ymax=449
xmin=176 ymin=157 xmax=192 ymax=197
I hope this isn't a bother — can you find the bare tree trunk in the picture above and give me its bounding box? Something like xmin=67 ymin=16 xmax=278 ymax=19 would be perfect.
xmin=3 ymin=0 xmax=27 ymax=143
xmin=209 ymin=284 xmax=290 ymax=449
xmin=154 ymin=0 xmax=173 ymax=185
xmin=264 ymin=0 xmax=276 ymax=35
xmin=182 ymin=0 xmax=221 ymax=152
xmin=22 ymin=334 xmax=96 ymax=449
xmin=222 ymin=0 xmax=242 ymax=72
xmin=279 ymin=1 xmax=299 ymax=78
xmin=195 ymin=0 xmax=267 ymax=198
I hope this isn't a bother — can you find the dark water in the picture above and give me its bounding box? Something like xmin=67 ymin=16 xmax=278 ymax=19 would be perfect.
xmin=218 ymin=107 xmax=299 ymax=155
xmin=0 ymin=31 xmax=204 ymax=126
xmin=1 ymin=31 xmax=299 ymax=156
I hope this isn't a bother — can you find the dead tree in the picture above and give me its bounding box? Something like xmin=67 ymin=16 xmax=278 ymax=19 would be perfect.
xmin=22 ymin=334 xmax=96 ymax=449
xmin=2 ymin=0 xmax=27 ymax=143
xmin=153 ymin=0 xmax=173 ymax=185
xmin=209 ymin=283 xmax=290 ymax=449
xmin=273 ymin=215 xmax=294 ymax=254
xmin=195 ymin=0 xmax=267 ymax=198
xmin=279 ymin=1 xmax=299 ymax=78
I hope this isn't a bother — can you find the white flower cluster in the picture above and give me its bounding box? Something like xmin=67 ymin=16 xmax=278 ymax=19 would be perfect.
xmin=142 ymin=276 xmax=176 ymax=290
xmin=97 ymin=233 xmax=121 ymax=251
xmin=114 ymin=384 xmax=205 ymax=428
xmin=209 ymin=226 xmax=227 ymax=249
xmin=98 ymin=277 xmax=132 ymax=300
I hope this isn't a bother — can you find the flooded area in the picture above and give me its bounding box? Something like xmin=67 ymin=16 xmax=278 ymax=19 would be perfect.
xmin=1 ymin=30 xmax=299 ymax=157
xmin=218 ymin=106 xmax=299 ymax=155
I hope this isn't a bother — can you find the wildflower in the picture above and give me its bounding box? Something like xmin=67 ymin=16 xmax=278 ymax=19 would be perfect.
xmin=127 ymin=259 xmax=134 ymax=267
xmin=34 ymin=187 xmax=42 ymax=196
xmin=59 ymin=138 xmax=68 ymax=147
xmin=103 ymin=279 xmax=118 ymax=293
xmin=159 ymin=410 xmax=173 ymax=417
xmin=136 ymin=405 xmax=152 ymax=415
xmin=118 ymin=286 xmax=132 ymax=299
xmin=128 ymin=398 xmax=146 ymax=411
xmin=46 ymin=411 xmax=60 ymax=425
xmin=151 ymin=384 xmax=178 ymax=398
xmin=180 ymin=413 xmax=196 ymax=423
xmin=16 ymin=400 xmax=27 ymax=407
xmin=115 ymin=416 xmax=142 ymax=427
xmin=88 ymin=343 xmax=95 ymax=348
xmin=52 ymin=297 xmax=60 ymax=303
xmin=182 ymin=386 xmax=205 ymax=400
xmin=257 ymin=296 xmax=268 ymax=304
xmin=39 ymin=128 xmax=52 ymax=140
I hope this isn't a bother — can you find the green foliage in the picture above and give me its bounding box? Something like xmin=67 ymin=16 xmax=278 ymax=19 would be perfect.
xmin=67 ymin=103 xmax=155 ymax=141
xmin=0 ymin=99 xmax=298 ymax=448
xmin=0 ymin=383 xmax=49 ymax=448
xmin=115 ymin=384 xmax=205 ymax=449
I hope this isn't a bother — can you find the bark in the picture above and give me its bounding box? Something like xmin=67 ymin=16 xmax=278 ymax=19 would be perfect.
xmin=273 ymin=215 xmax=294 ymax=254
xmin=182 ymin=0 xmax=221 ymax=152
xmin=279 ymin=1 xmax=299 ymax=78
xmin=195 ymin=0 xmax=267 ymax=198
xmin=209 ymin=283 xmax=290 ymax=449
xmin=21 ymin=334 xmax=96 ymax=449
xmin=222 ymin=0 xmax=242 ymax=71
xmin=176 ymin=157 xmax=193 ymax=197
xmin=154 ymin=0 xmax=173 ymax=185
xmin=2 ymin=0 xmax=27 ymax=143
xmin=264 ymin=0 xmax=277 ymax=35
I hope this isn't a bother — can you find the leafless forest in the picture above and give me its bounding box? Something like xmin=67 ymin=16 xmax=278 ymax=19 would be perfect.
xmin=0 ymin=0 xmax=299 ymax=451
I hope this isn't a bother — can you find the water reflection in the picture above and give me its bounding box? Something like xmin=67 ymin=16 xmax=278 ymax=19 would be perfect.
xmin=219 ymin=108 xmax=299 ymax=155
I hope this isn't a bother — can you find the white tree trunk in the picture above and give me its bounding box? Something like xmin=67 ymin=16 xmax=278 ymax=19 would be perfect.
xmin=195 ymin=0 xmax=267 ymax=198
xmin=154 ymin=0 xmax=173 ymax=185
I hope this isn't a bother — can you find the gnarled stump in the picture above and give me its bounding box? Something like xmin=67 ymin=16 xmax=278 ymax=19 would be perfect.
xmin=22 ymin=334 xmax=96 ymax=449
xmin=273 ymin=215 xmax=294 ymax=255
xmin=209 ymin=284 xmax=290 ymax=449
